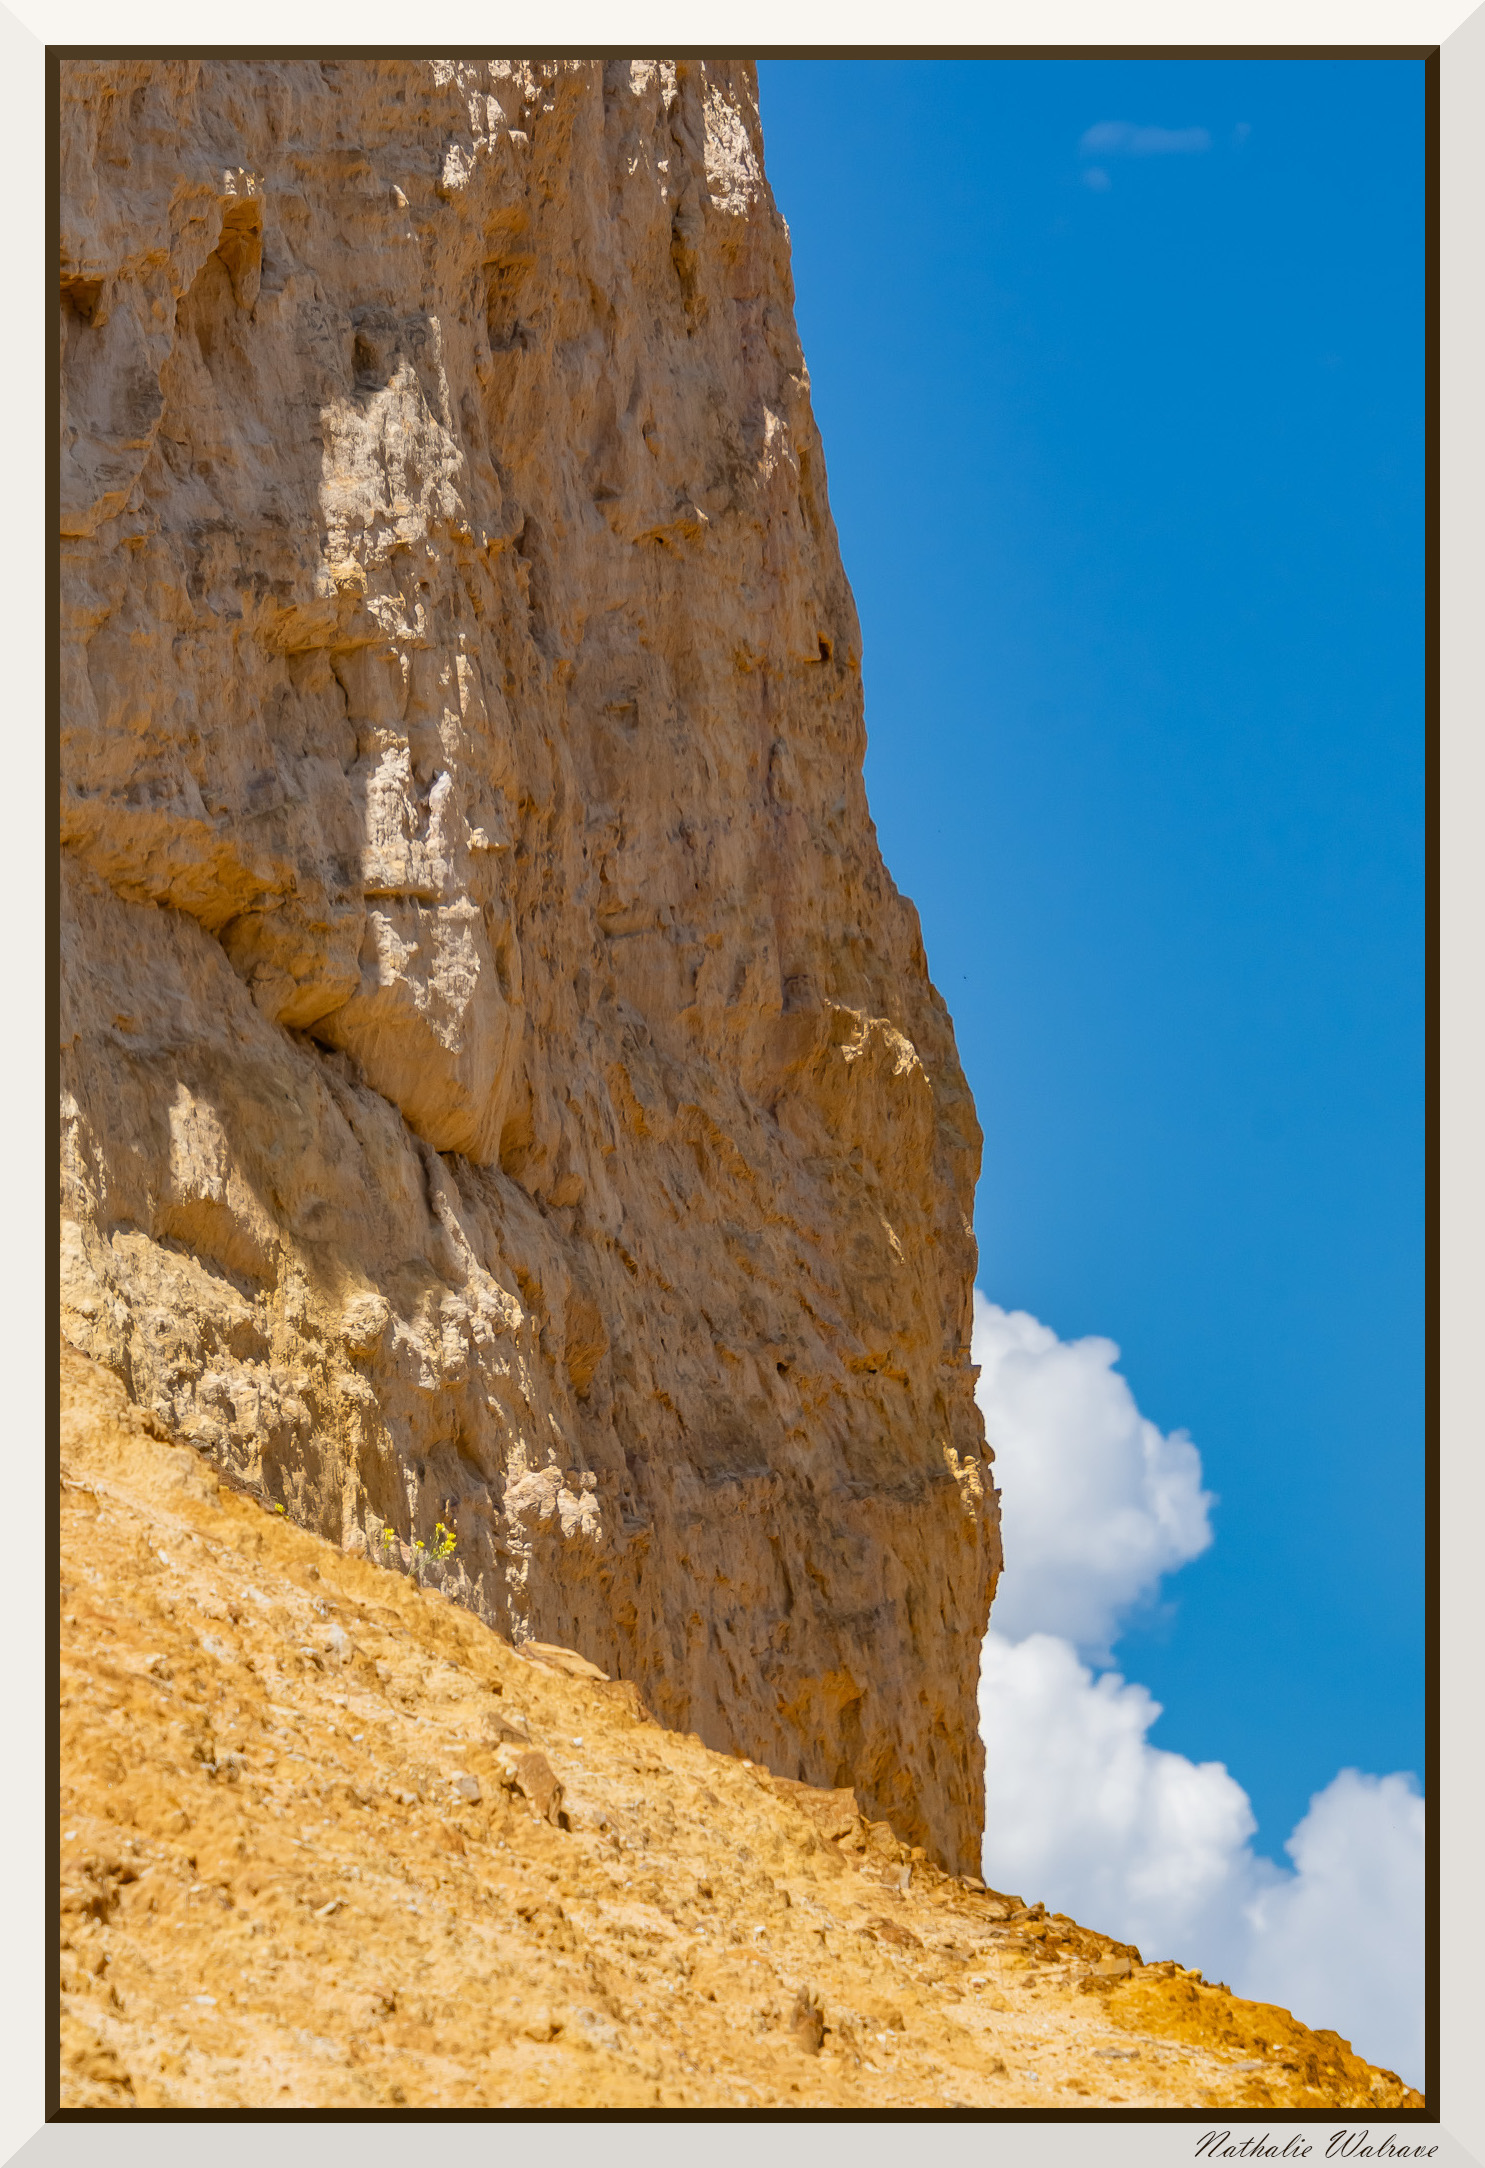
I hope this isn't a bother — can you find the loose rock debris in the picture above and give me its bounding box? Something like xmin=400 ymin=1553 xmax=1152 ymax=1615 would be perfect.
xmin=59 ymin=1346 xmax=1424 ymax=2112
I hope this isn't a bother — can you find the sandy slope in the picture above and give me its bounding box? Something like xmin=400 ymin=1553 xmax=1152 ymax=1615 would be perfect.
xmin=58 ymin=1344 xmax=1423 ymax=2112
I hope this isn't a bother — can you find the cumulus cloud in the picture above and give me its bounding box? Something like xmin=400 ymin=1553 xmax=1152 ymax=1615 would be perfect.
xmin=1080 ymin=121 xmax=1213 ymax=158
xmin=972 ymin=1293 xmax=1213 ymax=1657
xmin=978 ymin=1629 xmax=1256 ymax=1953
xmin=974 ymin=1294 xmax=1425 ymax=2087
xmin=1239 ymin=1769 xmax=1425 ymax=2087
xmin=978 ymin=1632 xmax=1425 ymax=2085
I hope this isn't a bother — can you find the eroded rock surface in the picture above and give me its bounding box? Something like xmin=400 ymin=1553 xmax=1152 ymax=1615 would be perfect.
xmin=59 ymin=58 xmax=996 ymax=1869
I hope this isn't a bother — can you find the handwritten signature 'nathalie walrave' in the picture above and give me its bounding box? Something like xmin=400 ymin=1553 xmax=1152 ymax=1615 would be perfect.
xmin=1196 ymin=2136 xmax=1438 ymax=2161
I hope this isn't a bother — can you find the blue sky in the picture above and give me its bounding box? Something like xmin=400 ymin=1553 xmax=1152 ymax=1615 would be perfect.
xmin=756 ymin=58 xmax=1425 ymax=1864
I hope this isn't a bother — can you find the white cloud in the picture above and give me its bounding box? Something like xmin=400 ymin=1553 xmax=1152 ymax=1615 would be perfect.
xmin=1083 ymin=167 xmax=1112 ymax=193
xmin=978 ymin=1628 xmax=1257 ymax=1953
xmin=974 ymin=1294 xmax=1425 ymax=2088
xmin=972 ymin=1293 xmax=1213 ymax=1657
xmin=977 ymin=1632 xmax=1425 ymax=2087
xmin=1239 ymin=1768 xmax=1426 ymax=2087
xmin=1079 ymin=121 xmax=1214 ymax=158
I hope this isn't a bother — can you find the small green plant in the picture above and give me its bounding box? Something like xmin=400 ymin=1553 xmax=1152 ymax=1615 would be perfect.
xmin=375 ymin=1522 xmax=453 ymax=1564
xmin=272 ymin=1503 xmax=286 ymax=1515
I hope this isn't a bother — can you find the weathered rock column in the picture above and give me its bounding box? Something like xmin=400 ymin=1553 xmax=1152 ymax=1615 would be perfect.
xmin=58 ymin=56 xmax=1000 ymax=1869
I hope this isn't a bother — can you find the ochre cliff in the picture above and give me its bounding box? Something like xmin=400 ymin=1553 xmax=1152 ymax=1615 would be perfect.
xmin=59 ymin=59 xmax=997 ymax=1870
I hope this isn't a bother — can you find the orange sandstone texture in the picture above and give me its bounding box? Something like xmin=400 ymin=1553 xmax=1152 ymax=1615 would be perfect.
xmin=59 ymin=57 xmax=993 ymax=1868
xmin=59 ymin=1348 xmax=1422 ymax=2113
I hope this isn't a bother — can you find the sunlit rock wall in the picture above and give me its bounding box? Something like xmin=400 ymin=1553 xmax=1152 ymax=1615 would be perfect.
xmin=58 ymin=56 xmax=998 ymax=1869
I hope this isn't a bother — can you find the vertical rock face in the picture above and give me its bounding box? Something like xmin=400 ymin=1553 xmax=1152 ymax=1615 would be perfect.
xmin=58 ymin=58 xmax=999 ymax=1870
